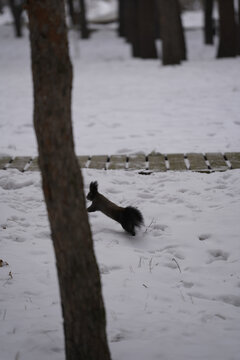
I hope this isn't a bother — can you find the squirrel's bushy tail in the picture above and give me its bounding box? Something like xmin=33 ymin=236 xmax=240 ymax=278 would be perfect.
xmin=121 ymin=206 xmax=144 ymax=236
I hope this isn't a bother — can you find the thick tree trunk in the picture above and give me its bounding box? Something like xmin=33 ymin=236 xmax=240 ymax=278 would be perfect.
xmin=138 ymin=0 xmax=158 ymax=59
xmin=27 ymin=1 xmax=111 ymax=360
xmin=203 ymin=0 xmax=214 ymax=44
xmin=157 ymin=0 xmax=187 ymax=65
xmin=217 ymin=0 xmax=237 ymax=58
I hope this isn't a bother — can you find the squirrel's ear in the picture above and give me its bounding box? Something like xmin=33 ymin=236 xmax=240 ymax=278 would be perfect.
xmin=90 ymin=181 xmax=98 ymax=194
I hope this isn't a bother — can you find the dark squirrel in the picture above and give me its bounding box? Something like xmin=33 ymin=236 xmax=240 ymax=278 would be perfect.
xmin=87 ymin=181 xmax=143 ymax=236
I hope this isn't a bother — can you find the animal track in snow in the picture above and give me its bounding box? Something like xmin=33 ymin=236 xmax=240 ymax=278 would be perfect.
xmin=13 ymin=235 xmax=26 ymax=243
xmin=99 ymin=264 xmax=123 ymax=275
xmin=198 ymin=233 xmax=211 ymax=241
xmin=35 ymin=230 xmax=51 ymax=239
xmin=206 ymin=249 xmax=229 ymax=263
xmin=170 ymin=250 xmax=185 ymax=260
xmin=153 ymin=223 xmax=168 ymax=231
xmin=105 ymin=187 xmax=121 ymax=194
xmin=138 ymin=192 xmax=154 ymax=200
xmin=181 ymin=281 xmax=194 ymax=289
xmin=178 ymin=188 xmax=188 ymax=194
xmin=216 ymin=295 xmax=240 ymax=307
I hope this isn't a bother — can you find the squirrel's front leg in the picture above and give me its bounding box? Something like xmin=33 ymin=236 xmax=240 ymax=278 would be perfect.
xmin=87 ymin=203 xmax=97 ymax=212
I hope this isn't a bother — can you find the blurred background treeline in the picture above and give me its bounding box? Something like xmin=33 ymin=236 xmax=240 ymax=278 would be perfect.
xmin=1 ymin=0 xmax=239 ymax=65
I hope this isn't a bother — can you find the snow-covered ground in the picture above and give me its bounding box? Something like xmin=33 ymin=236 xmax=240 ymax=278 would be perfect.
xmin=1 ymin=169 xmax=240 ymax=360
xmin=0 ymin=10 xmax=240 ymax=157
xmin=0 ymin=9 xmax=240 ymax=360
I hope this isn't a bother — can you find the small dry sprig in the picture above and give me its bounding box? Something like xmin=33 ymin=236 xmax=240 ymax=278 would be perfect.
xmin=172 ymin=258 xmax=182 ymax=273
xmin=144 ymin=218 xmax=155 ymax=233
xmin=149 ymin=257 xmax=153 ymax=273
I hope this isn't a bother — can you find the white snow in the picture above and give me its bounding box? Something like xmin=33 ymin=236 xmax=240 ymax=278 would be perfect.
xmin=0 ymin=12 xmax=240 ymax=157
xmin=0 ymin=9 xmax=240 ymax=360
xmin=1 ymin=169 xmax=240 ymax=360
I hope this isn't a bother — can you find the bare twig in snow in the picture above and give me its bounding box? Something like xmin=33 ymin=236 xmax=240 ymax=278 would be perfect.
xmin=144 ymin=218 xmax=155 ymax=233
xmin=172 ymin=258 xmax=182 ymax=273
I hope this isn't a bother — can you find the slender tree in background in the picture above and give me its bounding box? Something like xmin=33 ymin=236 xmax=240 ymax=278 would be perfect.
xmin=156 ymin=0 xmax=187 ymax=65
xmin=118 ymin=0 xmax=125 ymax=37
xmin=238 ymin=0 xmax=240 ymax=54
xmin=67 ymin=0 xmax=77 ymax=27
xmin=79 ymin=0 xmax=89 ymax=39
xmin=138 ymin=0 xmax=157 ymax=59
xmin=27 ymin=1 xmax=111 ymax=360
xmin=124 ymin=0 xmax=140 ymax=57
xmin=120 ymin=0 xmax=157 ymax=59
xmin=9 ymin=0 xmax=24 ymax=37
xmin=217 ymin=0 xmax=237 ymax=58
xmin=0 ymin=0 xmax=3 ymax=14
xmin=66 ymin=0 xmax=89 ymax=38
xmin=203 ymin=0 xmax=214 ymax=44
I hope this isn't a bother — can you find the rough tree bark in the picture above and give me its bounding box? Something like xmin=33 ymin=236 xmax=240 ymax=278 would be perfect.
xmin=217 ymin=0 xmax=237 ymax=58
xmin=203 ymin=0 xmax=214 ymax=44
xmin=27 ymin=1 xmax=111 ymax=360
xmin=156 ymin=0 xmax=187 ymax=65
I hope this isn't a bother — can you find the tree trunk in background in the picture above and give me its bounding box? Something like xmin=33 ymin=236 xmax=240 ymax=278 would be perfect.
xmin=79 ymin=0 xmax=89 ymax=39
xmin=178 ymin=1 xmax=187 ymax=61
xmin=124 ymin=0 xmax=157 ymax=59
xmin=203 ymin=0 xmax=214 ymax=44
xmin=217 ymin=0 xmax=237 ymax=57
xmin=67 ymin=0 xmax=77 ymax=26
xmin=118 ymin=0 xmax=126 ymax=37
xmin=157 ymin=0 xmax=187 ymax=65
xmin=27 ymin=1 xmax=111 ymax=360
xmin=122 ymin=0 xmax=131 ymax=42
xmin=138 ymin=0 xmax=158 ymax=59
xmin=9 ymin=0 xmax=23 ymax=37
xmin=125 ymin=0 xmax=140 ymax=57
xmin=238 ymin=0 xmax=240 ymax=54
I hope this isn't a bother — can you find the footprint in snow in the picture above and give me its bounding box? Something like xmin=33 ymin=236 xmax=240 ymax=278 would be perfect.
xmin=216 ymin=294 xmax=240 ymax=308
xmin=206 ymin=249 xmax=229 ymax=264
xmin=13 ymin=235 xmax=26 ymax=243
xmin=181 ymin=281 xmax=194 ymax=289
xmin=153 ymin=223 xmax=168 ymax=231
xmin=99 ymin=264 xmax=123 ymax=275
xmin=198 ymin=233 xmax=211 ymax=241
xmin=138 ymin=192 xmax=154 ymax=199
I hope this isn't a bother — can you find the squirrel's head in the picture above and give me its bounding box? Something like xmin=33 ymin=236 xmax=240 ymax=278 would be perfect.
xmin=87 ymin=181 xmax=98 ymax=201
